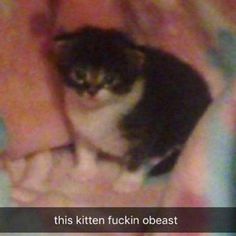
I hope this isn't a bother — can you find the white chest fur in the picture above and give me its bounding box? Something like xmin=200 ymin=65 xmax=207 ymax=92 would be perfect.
xmin=65 ymin=80 xmax=144 ymax=157
xmin=69 ymin=104 xmax=128 ymax=156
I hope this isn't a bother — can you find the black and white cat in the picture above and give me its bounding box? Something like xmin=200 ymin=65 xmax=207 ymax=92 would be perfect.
xmin=54 ymin=26 xmax=212 ymax=192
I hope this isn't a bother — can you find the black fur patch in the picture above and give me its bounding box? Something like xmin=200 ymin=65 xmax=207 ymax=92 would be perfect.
xmin=121 ymin=46 xmax=212 ymax=174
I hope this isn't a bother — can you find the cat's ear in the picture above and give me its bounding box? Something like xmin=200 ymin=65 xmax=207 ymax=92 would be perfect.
xmin=53 ymin=32 xmax=79 ymax=55
xmin=125 ymin=48 xmax=145 ymax=68
xmin=51 ymin=33 xmax=79 ymax=67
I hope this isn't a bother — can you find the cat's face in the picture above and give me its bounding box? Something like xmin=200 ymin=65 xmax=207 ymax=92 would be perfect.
xmin=65 ymin=65 xmax=131 ymax=108
xmin=54 ymin=27 xmax=144 ymax=108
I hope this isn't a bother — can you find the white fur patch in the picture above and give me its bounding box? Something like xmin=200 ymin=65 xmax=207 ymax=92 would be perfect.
xmin=65 ymin=79 xmax=144 ymax=157
xmin=113 ymin=168 xmax=145 ymax=193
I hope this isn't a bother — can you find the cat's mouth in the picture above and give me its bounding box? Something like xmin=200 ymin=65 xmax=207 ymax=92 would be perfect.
xmin=75 ymin=88 xmax=114 ymax=109
xmin=77 ymin=95 xmax=105 ymax=109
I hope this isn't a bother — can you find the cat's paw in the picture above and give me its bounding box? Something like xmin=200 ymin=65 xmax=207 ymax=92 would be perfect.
xmin=20 ymin=150 xmax=53 ymax=192
xmin=70 ymin=164 xmax=98 ymax=182
xmin=113 ymin=170 xmax=144 ymax=193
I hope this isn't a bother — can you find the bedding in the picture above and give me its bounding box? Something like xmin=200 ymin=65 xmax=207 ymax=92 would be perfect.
xmin=0 ymin=0 xmax=235 ymax=235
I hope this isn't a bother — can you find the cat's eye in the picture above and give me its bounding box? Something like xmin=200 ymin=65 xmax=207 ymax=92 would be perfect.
xmin=74 ymin=67 xmax=86 ymax=79
xmin=103 ymin=74 xmax=119 ymax=88
xmin=70 ymin=67 xmax=86 ymax=85
xmin=104 ymin=74 xmax=114 ymax=84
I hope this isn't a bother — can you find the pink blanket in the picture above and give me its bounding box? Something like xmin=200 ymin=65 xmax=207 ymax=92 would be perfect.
xmin=0 ymin=1 xmax=235 ymax=234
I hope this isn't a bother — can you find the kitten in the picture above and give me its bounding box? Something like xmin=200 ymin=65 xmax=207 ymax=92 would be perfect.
xmin=54 ymin=26 xmax=212 ymax=192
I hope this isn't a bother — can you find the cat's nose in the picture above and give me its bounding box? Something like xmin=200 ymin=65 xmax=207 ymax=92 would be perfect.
xmin=87 ymin=87 xmax=99 ymax=96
